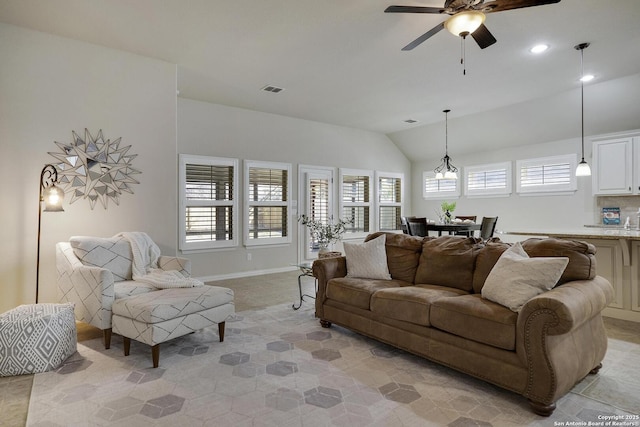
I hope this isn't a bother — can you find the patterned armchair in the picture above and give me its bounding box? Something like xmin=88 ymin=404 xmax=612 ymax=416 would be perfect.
xmin=56 ymin=234 xmax=191 ymax=349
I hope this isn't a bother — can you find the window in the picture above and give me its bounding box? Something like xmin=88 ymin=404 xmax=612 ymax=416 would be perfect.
xmin=179 ymin=154 xmax=238 ymax=251
xmin=340 ymin=169 xmax=373 ymax=239
xmin=376 ymin=172 xmax=404 ymax=231
xmin=244 ymin=160 xmax=292 ymax=246
xmin=516 ymin=154 xmax=577 ymax=195
xmin=464 ymin=162 xmax=512 ymax=197
xmin=422 ymin=171 xmax=460 ymax=199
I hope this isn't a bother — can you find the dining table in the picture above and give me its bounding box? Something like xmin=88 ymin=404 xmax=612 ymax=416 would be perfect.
xmin=425 ymin=222 xmax=481 ymax=237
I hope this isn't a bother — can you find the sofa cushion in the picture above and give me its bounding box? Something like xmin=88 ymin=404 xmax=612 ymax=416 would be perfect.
xmin=521 ymin=238 xmax=596 ymax=284
xmin=430 ymin=294 xmax=518 ymax=350
xmin=414 ymin=236 xmax=483 ymax=292
xmin=365 ymin=232 xmax=427 ymax=283
xmin=472 ymin=241 xmax=511 ymax=293
xmin=481 ymin=243 xmax=569 ymax=312
xmin=344 ymin=234 xmax=391 ymax=280
xmin=326 ymin=277 xmax=404 ymax=310
xmin=370 ymin=285 xmax=468 ymax=326
xmin=70 ymin=235 xmax=133 ymax=281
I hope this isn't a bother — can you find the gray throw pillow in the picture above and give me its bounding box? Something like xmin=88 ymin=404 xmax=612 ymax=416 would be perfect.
xmin=344 ymin=234 xmax=391 ymax=280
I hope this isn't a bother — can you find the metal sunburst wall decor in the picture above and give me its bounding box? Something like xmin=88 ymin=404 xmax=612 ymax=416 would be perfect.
xmin=48 ymin=129 xmax=141 ymax=209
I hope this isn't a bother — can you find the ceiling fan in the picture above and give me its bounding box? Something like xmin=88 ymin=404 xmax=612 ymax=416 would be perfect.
xmin=385 ymin=0 xmax=561 ymax=51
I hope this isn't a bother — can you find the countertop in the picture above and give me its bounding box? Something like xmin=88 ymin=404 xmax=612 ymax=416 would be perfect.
xmin=506 ymin=227 xmax=640 ymax=241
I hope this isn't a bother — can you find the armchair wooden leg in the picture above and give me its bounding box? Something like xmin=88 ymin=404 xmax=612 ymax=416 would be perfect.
xmin=152 ymin=344 xmax=160 ymax=368
xmin=123 ymin=337 xmax=130 ymax=356
xmin=104 ymin=328 xmax=112 ymax=349
xmin=529 ymin=400 xmax=556 ymax=417
xmin=589 ymin=363 xmax=603 ymax=375
xmin=218 ymin=322 xmax=225 ymax=342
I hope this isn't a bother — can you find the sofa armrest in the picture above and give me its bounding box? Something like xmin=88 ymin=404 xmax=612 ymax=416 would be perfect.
xmin=312 ymin=256 xmax=347 ymax=318
xmin=158 ymin=256 xmax=192 ymax=277
xmin=517 ymin=275 xmax=613 ymax=337
xmin=56 ymin=242 xmax=116 ymax=330
xmin=515 ymin=275 xmax=613 ymax=405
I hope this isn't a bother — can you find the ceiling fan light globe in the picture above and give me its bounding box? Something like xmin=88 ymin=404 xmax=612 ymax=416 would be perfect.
xmin=575 ymin=161 xmax=592 ymax=177
xmin=445 ymin=11 xmax=485 ymax=37
xmin=435 ymin=172 xmax=444 ymax=180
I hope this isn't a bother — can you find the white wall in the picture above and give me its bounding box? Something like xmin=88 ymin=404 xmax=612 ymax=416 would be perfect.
xmin=0 ymin=23 xmax=177 ymax=312
xmin=177 ymin=98 xmax=411 ymax=278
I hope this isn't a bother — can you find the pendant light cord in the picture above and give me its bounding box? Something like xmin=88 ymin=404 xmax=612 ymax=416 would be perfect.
xmin=580 ymin=47 xmax=585 ymax=162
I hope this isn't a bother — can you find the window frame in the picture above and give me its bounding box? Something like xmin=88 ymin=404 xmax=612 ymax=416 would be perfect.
xmin=244 ymin=160 xmax=292 ymax=247
xmin=422 ymin=171 xmax=460 ymax=200
xmin=178 ymin=154 xmax=238 ymax=252
xmin=375 ymin=171 xmax=404 ymax=232
xmin=339 ymin=168 xmax=374 ymax=240
xmin=463 ymin=161 xmax=512 ymax=198
xmin=516 ymin=154 xmax=577 ymax=195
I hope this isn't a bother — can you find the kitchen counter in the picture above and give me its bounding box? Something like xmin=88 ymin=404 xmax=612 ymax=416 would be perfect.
xmin=506 ymin=227 xmax=640 ymax=241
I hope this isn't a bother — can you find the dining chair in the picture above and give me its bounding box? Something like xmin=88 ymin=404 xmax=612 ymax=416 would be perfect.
xmin=407 ymin=217 xmax=428 ymax=237
xmin=400 ymin=216 xmax=415 ymax=235
xmin=479 ymin=216 xmax=498 ymax=241
xmin=454 ymin=215 xmax=477 ymax=237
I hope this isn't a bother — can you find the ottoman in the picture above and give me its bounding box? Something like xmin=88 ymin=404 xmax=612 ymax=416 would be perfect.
xmin=0 ymin=303 xmax=77 ymax=377
xmin=111 ymin=286 xmax=234 ymax=367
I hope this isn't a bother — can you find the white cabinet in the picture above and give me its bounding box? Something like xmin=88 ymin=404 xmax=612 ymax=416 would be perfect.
xmin=592 ymin=137 xmax=634 ymax=195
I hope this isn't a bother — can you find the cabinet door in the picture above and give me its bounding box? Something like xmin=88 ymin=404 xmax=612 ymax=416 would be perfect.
xmin=592 ymin=138 xmax=633 ymax=195
xmin=585 ymin=239 xmax=624 ymax=309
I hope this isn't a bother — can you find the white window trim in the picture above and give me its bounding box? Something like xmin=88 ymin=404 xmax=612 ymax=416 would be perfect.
xmin=244 ymin=160 xmax=292 ymax=247
xmin=179 ymin=154 xmax=238 ymax=252
xmin=516 ymin=154 xmax=577 ymax=196
xmin=464 ymin=161 xmax=512 ymax=198
xmin=340 ymin=168 xmax=374 ymax=240
xmin=375 ymin=171 xmax=404 ymax=232
xmin=422 ymin=171 xmax=461 ymax=200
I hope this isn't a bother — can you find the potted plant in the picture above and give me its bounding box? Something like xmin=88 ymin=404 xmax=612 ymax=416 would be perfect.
xmin=298 ymin=214 xmax=353 ymax=255
xmin=440 ymin=201 xmax=456 ymax=224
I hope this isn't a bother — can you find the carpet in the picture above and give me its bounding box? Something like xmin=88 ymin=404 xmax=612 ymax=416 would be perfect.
xmin=26 ymin=303 xmax=639 ymax=426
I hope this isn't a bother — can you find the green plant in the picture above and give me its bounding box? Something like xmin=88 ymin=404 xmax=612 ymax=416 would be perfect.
xmin=441 ymin=201 xmax=456 ymax=213
xmin=298 ymin=215 xmax=353 ymax=245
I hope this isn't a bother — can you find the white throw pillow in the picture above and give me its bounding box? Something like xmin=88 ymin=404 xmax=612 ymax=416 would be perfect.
xmin=344 ymin=234 xmax=392 ymax=280
xmin=481 ymin=242 xmax=569 ymax=312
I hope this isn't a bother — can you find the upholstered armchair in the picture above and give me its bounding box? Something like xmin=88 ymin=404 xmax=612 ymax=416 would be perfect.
xmin=56 ymin=234 xmax=191 ymax=349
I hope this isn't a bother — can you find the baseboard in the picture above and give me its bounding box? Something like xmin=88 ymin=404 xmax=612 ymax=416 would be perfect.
xmin=196 ymin=265 xmax=299 ymax=283
xmin=603 ymin=307 xmax=640 ymax=323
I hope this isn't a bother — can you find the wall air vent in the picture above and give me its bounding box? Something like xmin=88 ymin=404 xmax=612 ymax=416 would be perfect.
xmin=262 ymin=85 xmax=285 ymax=93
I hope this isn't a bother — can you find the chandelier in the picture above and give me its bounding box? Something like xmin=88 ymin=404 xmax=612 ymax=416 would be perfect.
xmin=434 ymin=109 xmax=458 ymax=180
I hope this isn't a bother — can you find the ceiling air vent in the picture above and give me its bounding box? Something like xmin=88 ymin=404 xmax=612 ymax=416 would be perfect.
xmin=262 ymin=85 xmax=285 ymax=94
xmin=404 ymin=119 xmax=418 ymax=124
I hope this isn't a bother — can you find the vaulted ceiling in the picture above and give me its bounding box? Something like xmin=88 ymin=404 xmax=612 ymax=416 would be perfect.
xmin=2 ymin=0 xmax=639 ymax=160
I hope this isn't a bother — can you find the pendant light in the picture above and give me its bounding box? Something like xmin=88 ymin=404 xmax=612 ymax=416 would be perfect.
xmin=434 ymin=109 xmax=458 ymax=180
xmin=575 ymin=42 xmax=592 ymax=177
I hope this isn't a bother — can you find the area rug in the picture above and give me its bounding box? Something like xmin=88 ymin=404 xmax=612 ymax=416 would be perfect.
xmin=27 ymin=303 xmax=638 ymax=426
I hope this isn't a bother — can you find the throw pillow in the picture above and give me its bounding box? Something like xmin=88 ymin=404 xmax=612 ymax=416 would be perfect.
xmin=481 ymin=242 xmax=569 ymax=312
xmin=70 ymin=235 xmax=133 ymax=281
xmin=344 ymin=234 xmax=392 ymax=280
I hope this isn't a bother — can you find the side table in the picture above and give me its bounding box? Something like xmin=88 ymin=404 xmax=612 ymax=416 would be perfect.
xmin=292 ymin=262 xmax=316 ymax=310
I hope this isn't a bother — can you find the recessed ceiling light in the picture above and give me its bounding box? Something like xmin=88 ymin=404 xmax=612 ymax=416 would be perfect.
xmin=529 ymin=44 xmax=549 ymax=54
xmin=580 ymin=74 xmax=595 ymax=82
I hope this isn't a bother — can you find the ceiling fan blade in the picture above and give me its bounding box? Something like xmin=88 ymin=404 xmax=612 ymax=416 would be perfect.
xmin=481 ymin=0 xmax=561 ymax=14
xmin=401 ymin=22 xmax=445 ymax=51
xmin=385 ymin=5 xmax=444 ymax=14
xmin=471 ymin=24 xmax=497 ymax=49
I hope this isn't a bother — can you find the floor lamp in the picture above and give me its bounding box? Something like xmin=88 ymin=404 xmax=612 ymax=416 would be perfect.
xmin=36 ymin=164 xmax=65 ymax=303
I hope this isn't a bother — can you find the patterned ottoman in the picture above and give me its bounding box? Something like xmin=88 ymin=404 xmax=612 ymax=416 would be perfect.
xmin=0 ymin=303 xmax=77 ymax=377
xmin=111 ymin=286 xmax=234 ymax=368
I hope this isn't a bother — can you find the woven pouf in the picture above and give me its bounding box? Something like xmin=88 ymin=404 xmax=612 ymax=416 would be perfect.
xmin=0 ymin=303 xmax=77 ymax=376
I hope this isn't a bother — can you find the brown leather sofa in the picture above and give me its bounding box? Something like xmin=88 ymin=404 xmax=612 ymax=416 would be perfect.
xmin=312 ymin=232 xmax=613 ymax=416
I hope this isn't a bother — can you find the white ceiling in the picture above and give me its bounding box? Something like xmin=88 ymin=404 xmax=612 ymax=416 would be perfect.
xmin=2 ymin=0 xmax=640 ymax=159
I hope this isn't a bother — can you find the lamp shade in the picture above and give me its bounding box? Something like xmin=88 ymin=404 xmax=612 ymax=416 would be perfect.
xmin=575 ymin=160 xmax=592 ymax=177
xmin=444 ymin=11 xmax=485 ymax=36
xmin=43 ymin=184 xmax=65 ymax=212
